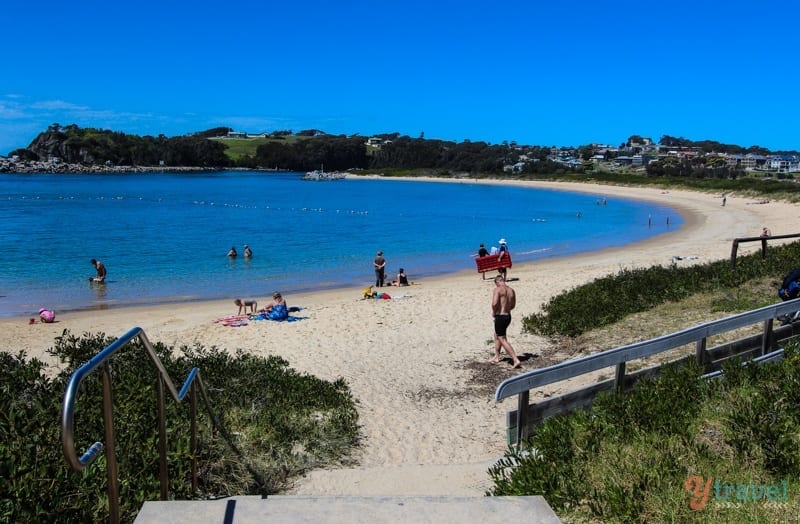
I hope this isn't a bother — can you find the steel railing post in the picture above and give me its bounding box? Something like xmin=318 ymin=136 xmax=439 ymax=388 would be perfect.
xmin=190 ymin=381 xmax=198 ymax=493
xmin=157 ymin=374 xmax=168 ymax=500
xmin=101 ymin=362 xmax=121 ymax=524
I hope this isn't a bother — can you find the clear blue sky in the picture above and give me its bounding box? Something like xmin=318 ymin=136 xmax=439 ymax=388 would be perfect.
xmin=2 ymin=1 xmax=798 ymax=155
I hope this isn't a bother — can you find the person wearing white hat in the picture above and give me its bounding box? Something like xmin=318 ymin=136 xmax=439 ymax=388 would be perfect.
xmin=497 ymin=238 xmax=509 ymax=279
xmin=243 ymin=244 xmax=253 ymax=258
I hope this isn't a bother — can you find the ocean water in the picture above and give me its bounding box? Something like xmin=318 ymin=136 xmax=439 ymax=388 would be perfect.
xmin=0 ymin=172 xmax=682 ymax=317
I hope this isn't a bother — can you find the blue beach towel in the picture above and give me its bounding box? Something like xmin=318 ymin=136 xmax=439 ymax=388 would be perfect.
xmin=251 ymin=306 xmax=307 ymax=322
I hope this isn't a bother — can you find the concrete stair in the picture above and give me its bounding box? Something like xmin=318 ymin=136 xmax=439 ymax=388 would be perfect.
xmin=134 ymin=495 xmax=561 ymax=523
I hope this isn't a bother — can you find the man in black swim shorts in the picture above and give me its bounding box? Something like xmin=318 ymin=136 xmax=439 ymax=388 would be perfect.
xmin=490 ymin=275 xmax=521 ymax=368
xmin=494 ymin=313 xmax=512 ymax=337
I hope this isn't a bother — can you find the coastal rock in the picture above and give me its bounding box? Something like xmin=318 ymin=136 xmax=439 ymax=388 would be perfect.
xmin=0 ymin=158 xmax=216 ymax=174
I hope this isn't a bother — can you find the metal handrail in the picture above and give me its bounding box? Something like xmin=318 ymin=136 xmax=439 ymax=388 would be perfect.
xmin=494 ymin=299 xmax=800 ymax=402
xmin=730 ymin=233 xmax=800 ymax=267
xmin=61 ymin=327 xmax=218 ymax=524
xmin=495 ymin=299 xmax=800 ymax=444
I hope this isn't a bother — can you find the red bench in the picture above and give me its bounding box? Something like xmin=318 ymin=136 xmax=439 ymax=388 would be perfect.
xmin=476 ymin=253 xmax=512 ymax=274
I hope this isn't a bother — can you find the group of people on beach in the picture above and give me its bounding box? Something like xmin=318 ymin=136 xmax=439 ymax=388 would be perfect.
xmin=372 ymin=250 xmax=409 ymax=287
xmin=34 ymin=257 xmax=107 ymax=324
xmin=477 ymin=239 xmax=520 ymax=368
xmin=233 ymin=291 xmax=289 ymax=320
xmin=374 ymin=243 xmax=521 ymax=369
xmin=477 ymin=239 xmax=510 ymax=280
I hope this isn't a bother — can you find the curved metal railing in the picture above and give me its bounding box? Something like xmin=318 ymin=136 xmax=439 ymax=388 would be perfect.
xmin=61 ymin=327 xmax=219 ymax=524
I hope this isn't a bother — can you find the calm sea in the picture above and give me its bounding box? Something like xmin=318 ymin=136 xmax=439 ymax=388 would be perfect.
xmin=0 ymin=172 xmax=681 ymax=317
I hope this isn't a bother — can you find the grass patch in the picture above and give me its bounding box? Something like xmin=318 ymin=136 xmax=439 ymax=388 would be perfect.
xmin=523 ymin=241 xmax=800 ymax=338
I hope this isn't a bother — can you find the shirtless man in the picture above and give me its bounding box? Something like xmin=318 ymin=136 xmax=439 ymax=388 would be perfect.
xmin=490 ymin=275 xmax=521 ymax=368
xmin=89 ymin=259 xmax=107 ymax=283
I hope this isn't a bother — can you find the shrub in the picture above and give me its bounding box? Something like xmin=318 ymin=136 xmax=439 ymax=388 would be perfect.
xmin=523 ymin=241 xmax=800 ymax=337
xmin=0 ymin=332 xmax=359 ymax=523
xmin=488 ymin=343 xmax=800 ymax=522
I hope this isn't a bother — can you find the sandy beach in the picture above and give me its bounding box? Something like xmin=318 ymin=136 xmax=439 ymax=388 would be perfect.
xmin=3 ymin=180 xmax=797 ymax=497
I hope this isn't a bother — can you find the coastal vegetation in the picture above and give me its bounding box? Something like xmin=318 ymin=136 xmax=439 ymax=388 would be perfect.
xmin=8 ymin=125 xmax=799 ymax=186
xmin=488 ymin=345 xmax=800 ymax=522
xmin=523 ymin=240 xmax=800 ymax=337
xmin=497 ymin=242 xmax=800 ymax=522
xmin=0 ymin=333 xmax=358 ymax=523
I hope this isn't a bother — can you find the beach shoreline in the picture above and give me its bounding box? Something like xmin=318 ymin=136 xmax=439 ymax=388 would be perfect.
xmin=2 ymin=179 xmax=797 ymax=497
xmin=0 ymin=172 xmax=680 ymax=319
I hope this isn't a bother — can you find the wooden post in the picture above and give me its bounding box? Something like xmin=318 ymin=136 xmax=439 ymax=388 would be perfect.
xmin=761 ymin=319 xmax=774 ymax=356
xmin=730 ymin=239 xmax=739 ymax=268
xmin=695 ymin=337 xmax=707 ymax=368
xmin=516 ymin=390 xmax=530 ymax=444
xmin=614 ymin=361 xmax=626 ymax=392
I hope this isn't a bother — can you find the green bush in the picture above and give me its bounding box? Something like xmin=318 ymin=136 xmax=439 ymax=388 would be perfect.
xmin=488 ymin=343 xmax=800 ymax=522
xmin=0 ymin=332 xmax=359 ymax=523
xmin=523 ymin=241 xmax=800 ymax=337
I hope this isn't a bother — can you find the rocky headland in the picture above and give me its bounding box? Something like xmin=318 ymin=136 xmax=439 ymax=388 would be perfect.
xmin=0 ymin=158 xmax=220 ymax=174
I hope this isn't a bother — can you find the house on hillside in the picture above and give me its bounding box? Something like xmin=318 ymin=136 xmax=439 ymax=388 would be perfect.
xmin=764 ymin=155 xmax=800 ymax=173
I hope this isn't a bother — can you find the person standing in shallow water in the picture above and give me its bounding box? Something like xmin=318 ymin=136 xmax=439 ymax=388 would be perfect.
xmin=89 ymin=259 xmax=106 ymax=283
xmin=373 ymin=250 xmax=386 ymax=287
xmin=490 ymin=275 xmax=521 ymax=369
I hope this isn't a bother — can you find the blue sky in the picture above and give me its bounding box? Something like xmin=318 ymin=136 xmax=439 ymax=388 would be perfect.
xmin=2 ymin=1 xmax=798 ymax=155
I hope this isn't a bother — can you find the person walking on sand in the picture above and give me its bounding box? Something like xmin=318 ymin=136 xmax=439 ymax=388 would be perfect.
xmin=89 ymin=258 xmax=107 ymax=283
xmin=374 ymin=250 xmax=386 ymax=287
xmin=478 ymin=243 xmax=489 ymax=279
xmin=497 ymin=238 xmax=509 ymax=279
xmin=490 ymin=275 xmax=521 ymax=368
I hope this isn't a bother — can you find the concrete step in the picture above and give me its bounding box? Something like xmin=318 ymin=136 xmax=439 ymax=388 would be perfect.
xmin=134 ymin=495 xmax=561 ymax=523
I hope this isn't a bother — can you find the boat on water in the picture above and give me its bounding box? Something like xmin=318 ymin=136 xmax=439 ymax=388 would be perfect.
xmin=302 ymin=165 xmax=346 ymax=181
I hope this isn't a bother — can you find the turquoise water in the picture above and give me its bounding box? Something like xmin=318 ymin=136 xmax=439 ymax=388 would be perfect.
xmin=0 ymin=172 xmax=681 ymax=317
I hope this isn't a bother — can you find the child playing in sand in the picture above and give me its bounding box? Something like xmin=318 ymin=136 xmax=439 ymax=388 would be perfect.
xmin=38 ymin=308 xmax=55 ymax=323
xmin=234 ymin=298 xmax=257 ymax=315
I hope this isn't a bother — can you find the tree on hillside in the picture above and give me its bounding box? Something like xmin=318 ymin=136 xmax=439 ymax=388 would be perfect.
xmin=193 ymin=127 xmax=232 ymax=138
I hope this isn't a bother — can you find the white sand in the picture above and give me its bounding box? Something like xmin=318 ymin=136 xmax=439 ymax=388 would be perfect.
xmin=2 ymin=180 xmax=796 ymax=496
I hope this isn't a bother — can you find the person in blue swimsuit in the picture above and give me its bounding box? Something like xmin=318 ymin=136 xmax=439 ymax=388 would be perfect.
xmin=265 ymin=291 xmax=289 ymax=320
